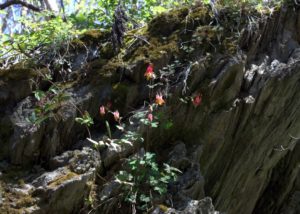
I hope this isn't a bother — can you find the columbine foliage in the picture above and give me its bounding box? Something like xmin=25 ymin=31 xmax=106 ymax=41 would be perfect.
xmin=75 ymin=111 xmax=94 ymax=127
xmin=116 ymin=152 xmax=181 ymax=211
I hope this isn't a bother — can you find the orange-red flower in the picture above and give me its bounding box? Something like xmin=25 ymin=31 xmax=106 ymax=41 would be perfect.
xmin=99 ymin=105 xmax=105 ymax=116
xmin=192 ymin=94 xmax=202 ymax=107
xmin=113 ymin=110 xmax=120 ymax=121
xmin=144 ymin=63 xmax=156 ymax=80
xmin=155 ymin=93 xmax=165 ymax=106
xmin=147 ymin=113 xmax=153 ymax=122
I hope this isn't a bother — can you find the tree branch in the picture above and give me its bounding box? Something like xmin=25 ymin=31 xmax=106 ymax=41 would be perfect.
xmin=0 ymin=0 xmax=42 ymax=12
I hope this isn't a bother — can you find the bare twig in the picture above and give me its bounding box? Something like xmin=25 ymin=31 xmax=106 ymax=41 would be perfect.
xmin=0 ymin=0 xmax=42 ymax=12
xmin=131 ymin=34 xmax=150 ymax=45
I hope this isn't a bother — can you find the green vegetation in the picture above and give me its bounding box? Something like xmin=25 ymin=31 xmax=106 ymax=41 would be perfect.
xmin=0 ymin=0 xmax=285 ymax=65
xmin=116 ymin=152 xmax=181 ymax=212
xmin=0 ymin=13 xmax=80 ymax=64
xmin=75 ymin=111 xmax=94 ymax=127
xmin=27 ymin=86 xmax=70 ymax=124
xmin=0 ymin=0 xmax=194 ymax=63
xmin=69 ymin=0 xmax=193 ymax=29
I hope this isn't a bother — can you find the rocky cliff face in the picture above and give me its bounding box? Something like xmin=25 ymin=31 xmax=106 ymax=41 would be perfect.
xmin=0 ymin=2 xmax=299 ymax=214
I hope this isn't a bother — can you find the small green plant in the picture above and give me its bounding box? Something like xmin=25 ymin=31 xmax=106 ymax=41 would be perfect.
xmin=116 ymin=152 xmax=181 ymax=212
xmin=132 ymin=109 xmax=159 ymax=128
xmin=75 ymin=111 xmax=94 ymax=138
xmin=75 ymin=111 xmax=94 ymax=127
xmin=27 ymin=86 xmax=69 ymax=125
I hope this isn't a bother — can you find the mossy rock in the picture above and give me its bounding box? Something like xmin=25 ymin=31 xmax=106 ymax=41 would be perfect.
xmin=98 ymin=59 xmax=125 ymax=76
xmin=0 ymin=122 xmax=13 ymax=160
xmin=80 ymin=29 xmax=110 ymax=43
xmin=111 ymin=82 xmax=131 ymax=110
xmin=148 ymin=7 xmax=189 ymax=37
xmin=15 ymin=195 xmax=35 ymax=209
xmin=69 ymin=38 xmax=86 ymax=49
xmin=88 ymin=59 xmax=108 ymax=70
xmin=184 ymin=6 xmax=211 ymax=30
xmin=48 ymin=171 xmax=78 ymax=187
xmin=99 ymin=42 xmax=114 ymax=59
xmin=0 ymin=66 xmax=37 ymax=80
xmin=129 ymin=34 xmax=179 ymax=66
xmin=92 ymin=58 xmax=128 ymax=85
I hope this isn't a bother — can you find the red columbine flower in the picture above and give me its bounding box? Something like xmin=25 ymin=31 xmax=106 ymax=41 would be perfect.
xmin=192 ymin=94 xmax=202 ymax=107
xmin=113 ymin=110 xmax=120 ymax=122
xmin=147 ymin=113 xmax=153 ymax=122
xmin=144 ymin=63 xmax=156 ymax=80
xmin=99 ymin=105 xmax=105 ymax=116
xmin=155 ymin=93 xmax=165 ymax=106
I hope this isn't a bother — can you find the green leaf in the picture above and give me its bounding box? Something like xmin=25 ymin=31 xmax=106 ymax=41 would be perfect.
xmin=144 ymin=152 xmax=155 ymax=160
xmin=151 ymin=122 xmax=159 ymax=128
xmin=179 ymin=98 xmax=188 ymax=103
xmin=202 ymin=0 xmax=210 ymax=5
xmin=140 ymin=194 xmax=151 ymax=203
xmin=152 ymin=6 xmax=167 ymax=14
xmin=163 ymin=121 xmax=173 ymax=130
xmin=139 ymin=160 xmax=145 ymax=165
xmin=0 ymin=10 xmax=7 ymax=15
xmin=34 ymin=90 xmax=46 ymax=101
xmin=154 ymin=186 xmax=166 ymax=195
xmin=116 ymin=124 xmax=125 ymax=131
xmin=75 ymin=111 xmax=94 ymax=126
xmin=75 ymin=117 xmax=84 ymax=123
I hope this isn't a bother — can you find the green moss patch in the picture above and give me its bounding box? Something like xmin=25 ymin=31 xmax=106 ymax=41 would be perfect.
xmin=48 ymin=171 xmax=78 ymax=188
xmin=148 ymin=7 xmax=189 ymax=37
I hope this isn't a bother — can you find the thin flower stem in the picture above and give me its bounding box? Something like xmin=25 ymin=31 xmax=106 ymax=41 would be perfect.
xmin=105 ymin=120 xmax=112 ymax=139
